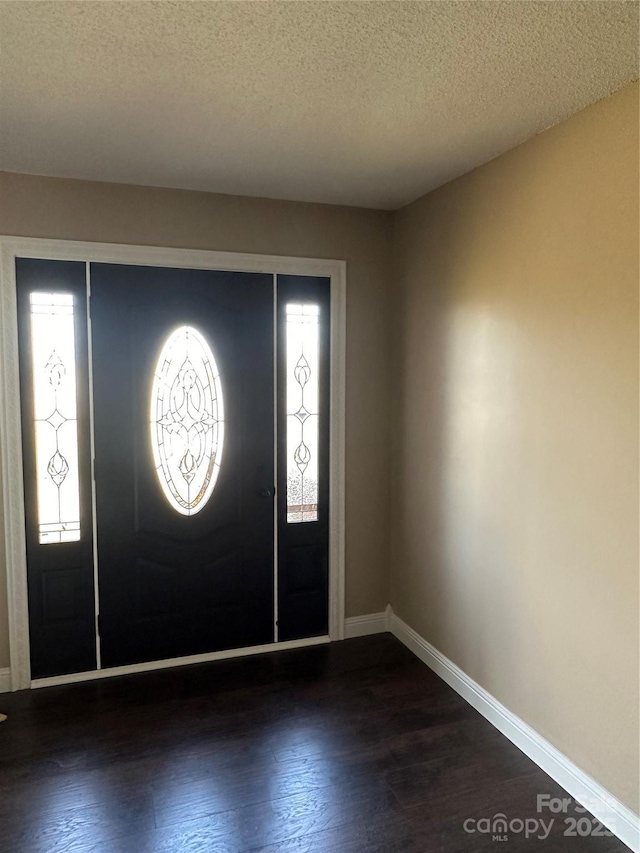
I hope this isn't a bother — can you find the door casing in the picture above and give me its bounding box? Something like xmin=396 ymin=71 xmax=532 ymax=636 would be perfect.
xmin=0 ymin=237 xmax=346 ymax=690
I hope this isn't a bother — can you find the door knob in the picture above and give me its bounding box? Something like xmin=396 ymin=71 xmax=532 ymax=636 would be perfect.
xmin=259 ymin=488 xmax=273 ymax=499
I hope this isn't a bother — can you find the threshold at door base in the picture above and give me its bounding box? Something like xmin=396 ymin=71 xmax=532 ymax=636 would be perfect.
xmin=31 ymin=635 xmax=330 ymax=689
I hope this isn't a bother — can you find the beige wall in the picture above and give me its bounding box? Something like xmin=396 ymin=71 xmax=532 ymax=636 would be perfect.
xmin=0 ymin=173 xmax=394 ymax=666
xmin=391 ymin=82 xmax=639 ymax=812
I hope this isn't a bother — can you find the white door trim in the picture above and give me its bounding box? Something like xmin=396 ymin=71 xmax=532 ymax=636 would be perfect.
xmin=0 ymin=236 xmax=346 ymax=690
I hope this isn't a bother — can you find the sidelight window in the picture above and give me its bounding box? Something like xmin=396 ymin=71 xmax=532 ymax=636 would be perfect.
xmin=30 ymin=292 xmax=82 ymax=544
xmin=286 ymin=303 xmax=320 ymax=523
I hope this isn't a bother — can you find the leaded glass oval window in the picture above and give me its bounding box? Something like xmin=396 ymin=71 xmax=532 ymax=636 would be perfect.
xmin=150 ymin=326 xmax=224 ymax=516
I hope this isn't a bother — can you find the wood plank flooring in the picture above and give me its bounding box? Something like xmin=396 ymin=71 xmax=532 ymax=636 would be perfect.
xmin=0 ymin=635 xmax=628 ymax=852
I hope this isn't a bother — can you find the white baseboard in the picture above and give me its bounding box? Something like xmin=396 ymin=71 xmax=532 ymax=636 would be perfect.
xmin=0 ymin=668 xmax=11 ymax=693
xmin=344 ymin=608 xmax=390 ymax=639
xmin=389 ymin=608 xmax=639 ymax=853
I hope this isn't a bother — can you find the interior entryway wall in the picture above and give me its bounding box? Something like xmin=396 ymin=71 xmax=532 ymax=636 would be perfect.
xmin=390 ymin=82 xmax=639 ymax=818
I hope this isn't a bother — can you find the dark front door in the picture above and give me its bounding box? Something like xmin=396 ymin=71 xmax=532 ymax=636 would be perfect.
xmin=90 ymin=264 xmax=275 ymax=668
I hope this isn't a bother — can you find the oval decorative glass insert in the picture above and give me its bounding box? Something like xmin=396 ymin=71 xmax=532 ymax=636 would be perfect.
xmin=150 ymin=326 xmax=224 ymax=516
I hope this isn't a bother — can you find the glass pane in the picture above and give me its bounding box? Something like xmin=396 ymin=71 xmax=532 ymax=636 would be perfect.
xmin=286 ymin=303 xmax=319 ymax=523
xmin=30 ymin=292 xmax=81 ymax=544
xmin=150 ymin=326 xmax=224 ymax=516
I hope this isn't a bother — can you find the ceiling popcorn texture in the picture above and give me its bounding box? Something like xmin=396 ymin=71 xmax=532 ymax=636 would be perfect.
xmin=0 ymin=1 xmax=637 ymax=210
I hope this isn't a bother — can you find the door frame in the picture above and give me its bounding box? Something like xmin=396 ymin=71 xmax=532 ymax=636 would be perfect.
xmin=0 ymin=236 xmax=346 ymax=690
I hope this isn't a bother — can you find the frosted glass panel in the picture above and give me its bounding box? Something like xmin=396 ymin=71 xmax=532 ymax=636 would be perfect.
xmin=286 ymin=304 xmax=319 ymax=523
xmin=150 ymin=326 xmax=224 ymax=516
xmin=30 ymin=292 xmax=81 ymax=544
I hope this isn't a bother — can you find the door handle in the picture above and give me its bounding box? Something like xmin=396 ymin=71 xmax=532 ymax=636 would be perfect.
xmin=259 ymin=488 xmax=273 ymax=499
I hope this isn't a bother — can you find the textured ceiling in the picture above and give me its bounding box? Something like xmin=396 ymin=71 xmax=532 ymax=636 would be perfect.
xmin=0 ymin=1 xmax=637 ymax=210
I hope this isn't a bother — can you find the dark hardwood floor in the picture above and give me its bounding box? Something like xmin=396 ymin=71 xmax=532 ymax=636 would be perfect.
xmin=0 ymin=635 xmax=628 ymax=852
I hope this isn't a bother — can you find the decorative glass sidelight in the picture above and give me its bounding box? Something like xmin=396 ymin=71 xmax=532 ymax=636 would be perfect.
xmin=150 ymin=326 xmax=224 ymax=515
xmin=30 ymin=292 xmax=81 ymax=543
xmin=286 ymin=304 xmax=319 ymax=523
